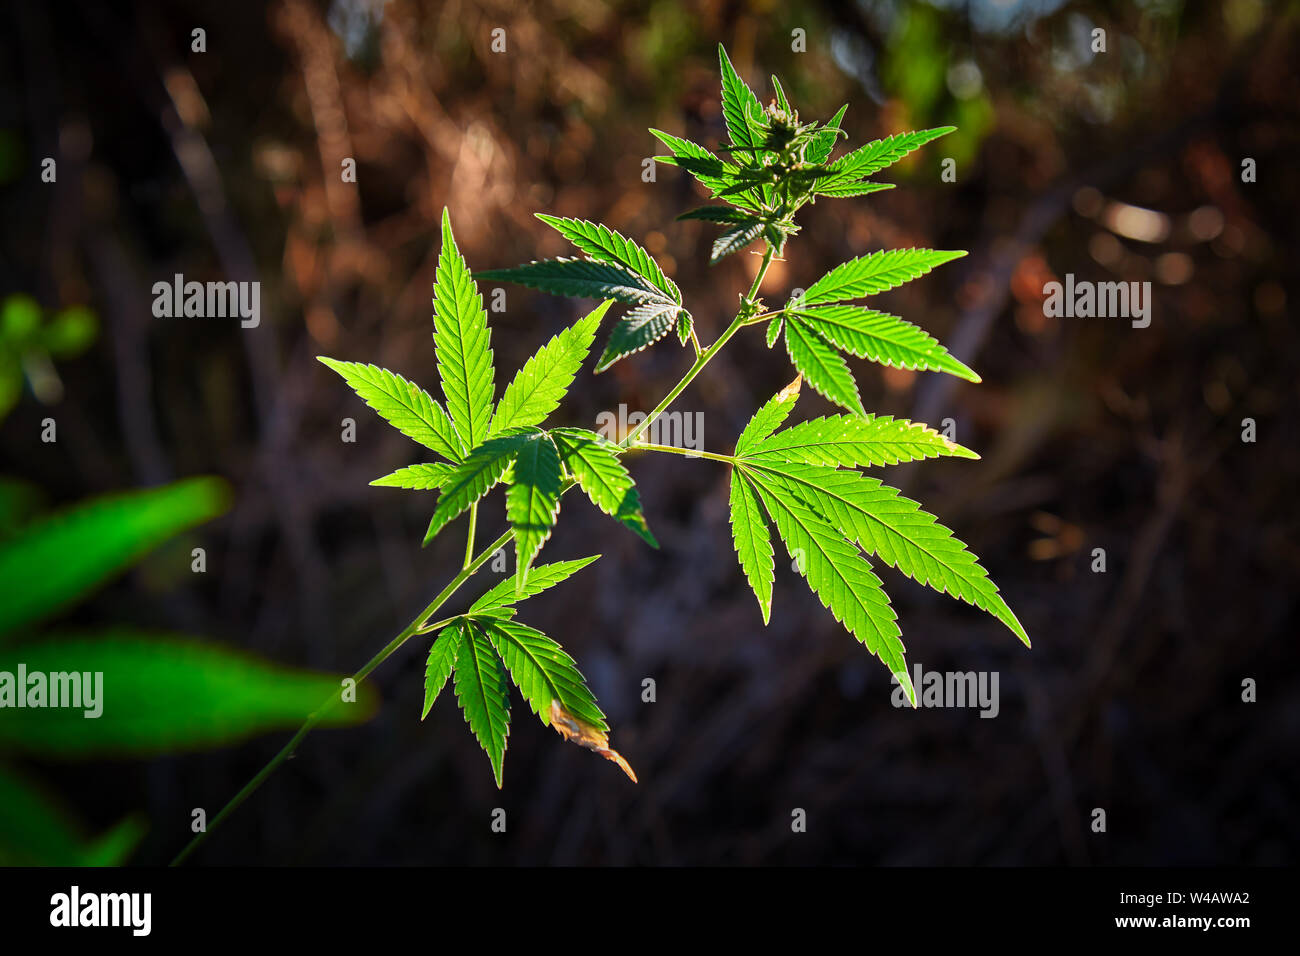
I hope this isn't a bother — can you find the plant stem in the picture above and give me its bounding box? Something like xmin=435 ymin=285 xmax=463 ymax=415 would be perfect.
xmin=632 ymin=442 xmax=735 ymax=465
xmin=622 ymin=244 xmax=776 ymax=449
xmin=463 ymin=502 xmax=477 ymax=568
xmin=170 ymin=525 xmax=514 ymax=866
xmin=174 ymin=243 xmax=779 ymax=866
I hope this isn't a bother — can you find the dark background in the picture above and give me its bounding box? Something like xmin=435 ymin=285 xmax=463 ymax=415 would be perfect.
xmin=0 ymin=0 xmax=1296 ymax=865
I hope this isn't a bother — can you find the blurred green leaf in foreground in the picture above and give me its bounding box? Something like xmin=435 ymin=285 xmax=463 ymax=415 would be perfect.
xmin=0 ymin=478 xmax=377 ymax=865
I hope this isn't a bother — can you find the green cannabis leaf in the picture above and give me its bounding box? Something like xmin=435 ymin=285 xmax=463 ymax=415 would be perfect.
xmin=474 ymin=257 xmax=672 ymax=307
xmin=475 ymin=214 xmax=687 ymax=373
xmin=450 ymin=620 xmax=512 ymax=786
xmin=551 ymin=427 xmax=657 ymax=546
xmin=725 ymin=376 xmax=1030 ymax=704
xmin=800 ymin=248 xmax=969 ymax=305
xmin=760 ymin=248 xmax=977 ymax=415
xmin=814 ymin=127 xmax=956 ymax=194
xmin=318 ymin=212 xmax=646 ymax=788
xmin=421 ymin=558 xmax=633 ymax=787
xmin=595 ymin=301 xmax=681 ymax=372
xmin=470 ymin=555 xmax=600 ymax=614
xmin=783 ymin=316 xmax=865 ymax=416
xmin=434 ymin=208 xmax=496 ymax=450
xmin=534 ymin=216 xmax=680 ymax=303
xmin=784 ymin=306 xmax=981 ymax=382
xmin=505 ymin=431 xmax=563 ymax=588
xmin=316 ymin=360 xmax=465 ymax=462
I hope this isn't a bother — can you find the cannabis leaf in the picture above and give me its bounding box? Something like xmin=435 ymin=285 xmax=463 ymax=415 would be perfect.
xmin=595 ymin=302 xmax=680 ymax=372
xmin=676 ymin=312 xmax=695 ymax=347
xmin=711 ymin=221 xmax=765 ymax=264
xmin=787 ymin=306 xmax=980 ymax=382
xmin=451 ymin=621 xmax=512 ymax=786
xmin=422 ymin=558 xmax=633 ymax=786
xmin=811 ymin=181 xmax=896 ymax=200
xmin=745 ymin=465 xmax=913 ymax=703
xmin=650 ymin=129 xmax=758 ymax=209
xmin=806 ymin=104 xmax=848 ymax=164
xmin=725 ymin=378 xmax=1030 ymax=704
xmin=478 ymin=218 xmax=686 ymax=372
xmin=470 ymin=555 xmax=601 ymax=614
xmin=757 ymin=463 xmax=1029 ymax=645
xmin=734 ymin=374 xmax=802 ymax=454
xmin=475 ymin=257 xmax=673 ymax=307
xmin=535 ymin=216 xmax=680 ymax=303
xmin=746 ymin=413 xmax=978 ymax=468
xmin=483 ymin=618 xmax=607 ymax=731
xmin=718 ymin=45 xmax=767 ymax=159
xmin=765 ymin=314 xmax=784 ymax=348
xmin=765 ymin=247 xmax=972 ymax=414
xmin=434 ymin=208 xmax=496 ymax=451
xmin=317 ymin=359 xmax=463 ymax=462
xmin=319 ymin=209 xmax=508 ymax=468
xmin=677 ymin=206 xmax=757 ymax=224
xmin=815 ymin=126 xmax=955 ymax=195
xmin=552 ymin=427 xmax=657 ymax=546
xmin=370 ymin=462 xmax=455 ymax=490
xmin=332 ymin=212 xmax=630 ymax=596
xmin=717 ymin=44 xmax=770 ymax=207
xmin=422 ymin=623 xmax=461 ymax=719
xmin=783 ymin=317 xmax=865 ymax=416
xmin=729 ymin=468 xmax=774 ymax=624
xmin=505 ymin=432 xmax=564 ymax=588
xmin=802 ymin=248 xmax=967 ymax=306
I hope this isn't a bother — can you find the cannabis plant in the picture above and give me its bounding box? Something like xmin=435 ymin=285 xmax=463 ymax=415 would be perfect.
xmin=177 ymin=45 xmax=1027 ymax=861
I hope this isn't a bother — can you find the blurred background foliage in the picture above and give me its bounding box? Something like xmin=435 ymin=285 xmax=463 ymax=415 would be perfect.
xmin=0 ymin=0 xmax=1295 ymax=864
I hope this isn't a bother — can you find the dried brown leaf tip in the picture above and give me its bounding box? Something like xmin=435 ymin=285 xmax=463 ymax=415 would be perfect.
xmin=549 ymin=699 xmax=638 ymax=783
xmin=776 ymin=373 xmax=802 ymax=403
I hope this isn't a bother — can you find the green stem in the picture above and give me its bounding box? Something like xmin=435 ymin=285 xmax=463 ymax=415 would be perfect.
xmin=463 ymin=502 xmax=478 ymax=569
xmin=622 ymin=244 xmax=776 ymax=449
xmin=170 ymin=525 xmax=514 ymax=866
xmin=633 ymin=442 xmax=735 ymax=465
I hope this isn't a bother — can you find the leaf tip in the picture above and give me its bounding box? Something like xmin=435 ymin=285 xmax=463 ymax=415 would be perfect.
xmin=549 ymin=700 xmax=637 ymax=782
xmin=776 ymin=374 xmax=802 ymax=403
